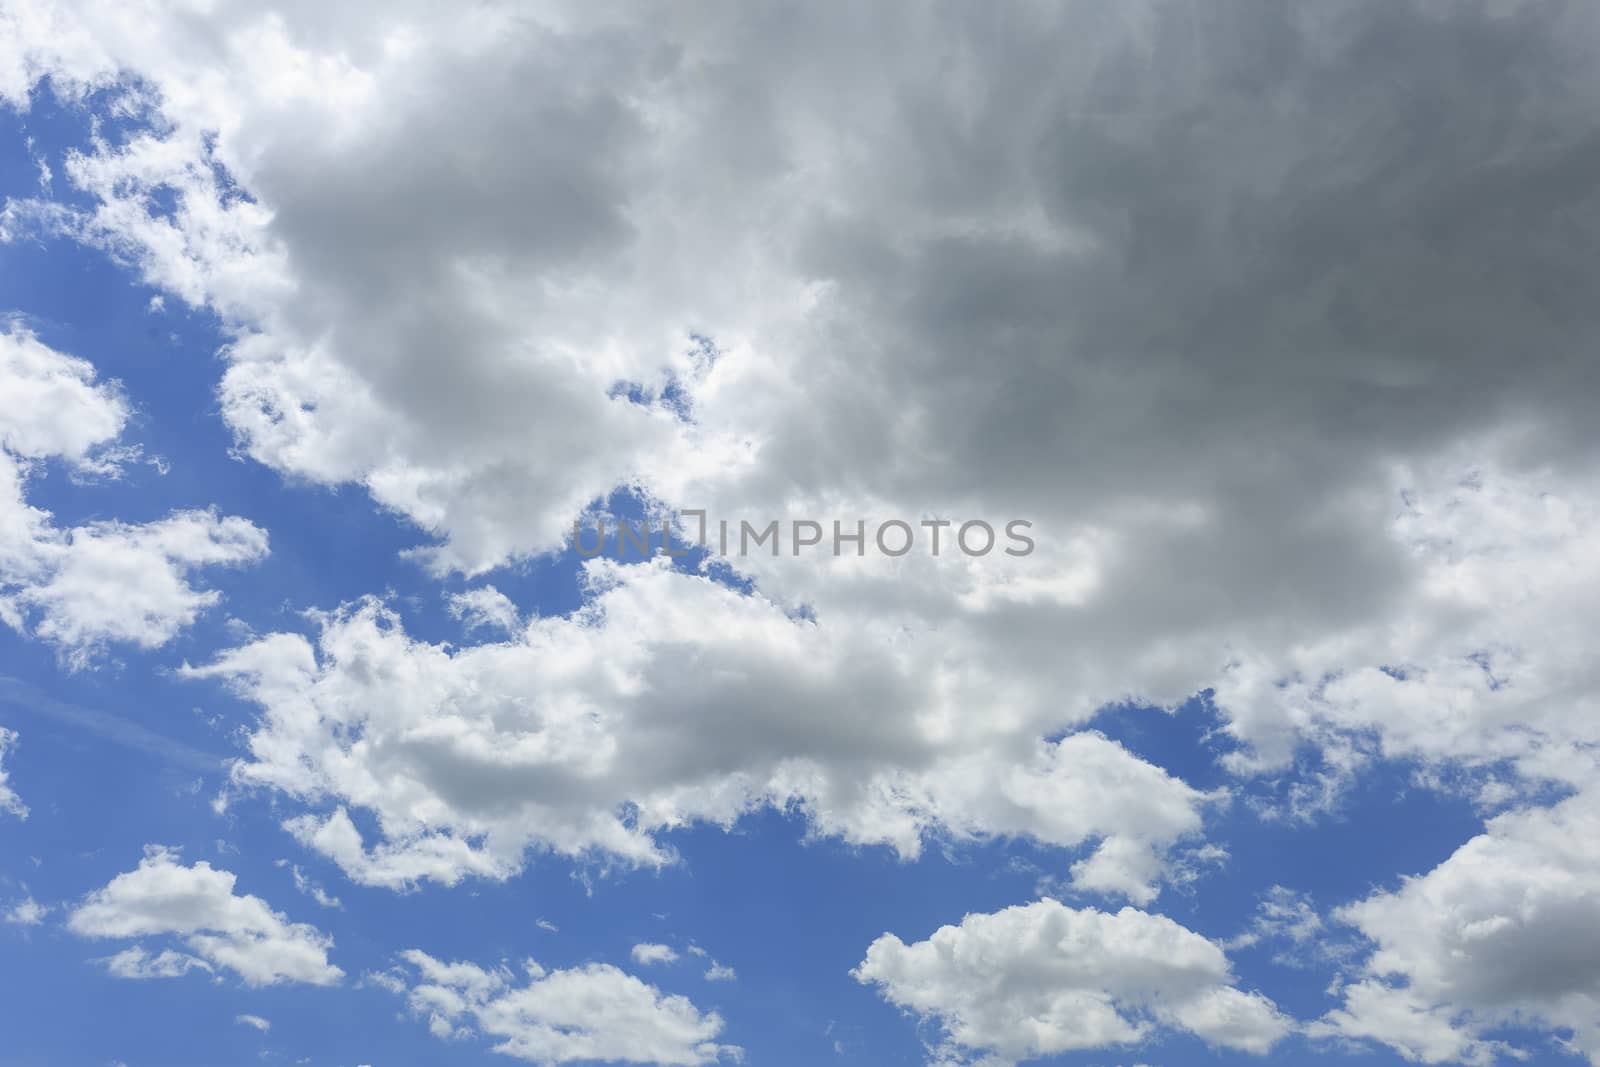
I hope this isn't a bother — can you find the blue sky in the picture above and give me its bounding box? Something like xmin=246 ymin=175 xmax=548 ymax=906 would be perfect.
xmin=4 ymin=5 xmax=1600 ymax=1067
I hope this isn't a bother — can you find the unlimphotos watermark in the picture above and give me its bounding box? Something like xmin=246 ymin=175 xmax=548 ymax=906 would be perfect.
xmin=574 ymin=511 xmax=1035 ymax=558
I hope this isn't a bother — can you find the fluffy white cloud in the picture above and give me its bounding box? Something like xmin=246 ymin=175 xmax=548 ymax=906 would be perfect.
xmin=0 ymin=725 xmax=23 ymax=818
xmin=12 ymin=507 xmax=270 ymax=660
xmin=68 ymin=846 xmax=343 ymax=987
xmin=183 ymin=558 xmax=1211 ymax=899
xmin=1215 ymin=460 xmax=1600 ymax=785
xmin=3 ymin=6 xmax=681 ymax=576
xmin=0 ymin=318 xmax=128 ymax=464
xmin=685 ymin=946 xmax=735 ymax=983
xmin=389 ymin=949 xmax=739 ymax=1065
xmin=236 ymin=1013 xmax=270 ymax=1032
xmin=854 ymin=898 xmax=1292 ymax=1065
xmin=446 ymin=585 xmax=521 ymax=636
xmin=1315 ymin=785 xmax=1600 ymax=1065
xmin=632 ymin=943 xmax=678 ymax=967
xmin=0 ymin=323 xmax=268 ymax=665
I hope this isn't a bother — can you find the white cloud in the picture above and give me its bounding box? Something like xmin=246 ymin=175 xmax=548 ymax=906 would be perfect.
xmin=99 ymin=945 xmax=212 ymax=980
xmin=276 ymin=860 xmax=342 ymax=910
xmin=0 ymin=323 xmax=268 ymax=666
xmin=68 ymin=846 xmax=343 ymax=987
xmin=5 ymin=33 xmax=672 ymax=575
xmin=684 ymin=945 xmax=735 ymax=982
xmin=854 ymin=899 xmax=1293 ymax=1066
xmin=182 ymin=560 xmax=1211 ymax=899
xmin=361 ymin=968 xmax=407 ymax=996
xmin=631 ymin=943 xmax=678 ymax=966
xmin=0 ymin=318 xmax=128 ymax=464
xmin=1315 ymin=785 xmax=1600 ymax=1065
xmin=1226 ymin=886 xmax=1328 ymax=962
xmin=4 ymin=893 xmax=47 ymax=925
xmin=1214 ymin=461 xmax=1600 ymax=788
xmin=0 ymin=726 xmax=24 ymax=818
xmin=11 ymin=508 xmax=271 ymax=664
xmin=391 ymin=949 xmax=739 ymax=1065
xmin=446 ymin=585 xmax=521 ymax=636
xmin=236 ymin=1013 xmax=271 ymax=1032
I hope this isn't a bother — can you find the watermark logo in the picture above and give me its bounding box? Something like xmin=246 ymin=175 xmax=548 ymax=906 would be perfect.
xmin=574 ymin=511 xmax=1035 ymax=558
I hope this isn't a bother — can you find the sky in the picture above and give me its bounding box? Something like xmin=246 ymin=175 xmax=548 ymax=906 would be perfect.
xmin=2 ymin=2 xmax=1600 ymax=1066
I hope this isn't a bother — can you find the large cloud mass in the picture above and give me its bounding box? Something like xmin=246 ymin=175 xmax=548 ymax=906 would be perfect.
xmin=1 ymin=0 xmax=1594 ymax=798
xmin=3 ymin=2 xmax=1600 ymax=1063
xmin=185 ymin=558 xmax=1213 ymax=901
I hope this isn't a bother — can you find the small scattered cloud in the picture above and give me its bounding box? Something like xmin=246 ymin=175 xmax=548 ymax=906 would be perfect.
xmin=4 ymin=894 xmax=49 ymax=926
xmin=445 ymin=586 xmax=521 ymax=636
xmin=0 ymin=727 xmax=25 ymax=819
xmin=630 ymin=942 xmax=678 ymax=966
xmin=276 ymin=860 xmax=343 ymax=909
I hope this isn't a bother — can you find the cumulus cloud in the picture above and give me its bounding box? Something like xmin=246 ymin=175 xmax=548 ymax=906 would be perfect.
xmin=0 ymin=323 xmax=267 ymax=666
xmin=236 ymin=1013 xmax=270 ymax=1032
xmin=389 ymin=949 xmax=739 ymax=1065
xmin=855 ymin=898 xmax=1293 ymax=1065
xmin=0 ymin=726 xmax=24 ymax=818
xmin=1315 ymin=786 xmax=1600 ymax=1065
xmin=10 ymin=507 xmax=271 ymax=661
xmin=182 ymin=559 xmax=1211 ymax=899
xmin=1216 ymin=460 xmax=1600 ymax=784
xmin=632 ymin=943 xmax=678 ymax=966
xmin=686 ymin=945 xmax=736 ymax=983
xmin=3 ymin=8 xmax=678 ymax=576
xmin=0 ymin=319 xmax=128 ymax=465
xmin=68 ymin=846 xmax=343 ymax=987
xmin=445 ymin=585 xmax=522 ymax=636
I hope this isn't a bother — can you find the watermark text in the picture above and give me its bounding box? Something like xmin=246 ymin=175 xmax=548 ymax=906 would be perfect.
xmin=573 ymin=512 xmax=1035 ymax=558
